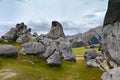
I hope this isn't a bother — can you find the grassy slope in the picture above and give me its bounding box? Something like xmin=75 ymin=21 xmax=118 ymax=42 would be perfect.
xmin=0 ymin=42 xmax=103 ymax=80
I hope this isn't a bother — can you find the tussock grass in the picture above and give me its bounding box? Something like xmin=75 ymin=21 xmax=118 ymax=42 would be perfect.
xmin=0 ymin=43 xmax=103 ymax=80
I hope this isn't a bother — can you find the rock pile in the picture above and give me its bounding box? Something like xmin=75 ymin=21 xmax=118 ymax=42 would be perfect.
xmin=83 ymin=50 xmax=108 ymax=71
xmin=2 ymin=22 xmax=31 ymax=43
xmin=21 ymin=21 xmax=76 ymax=66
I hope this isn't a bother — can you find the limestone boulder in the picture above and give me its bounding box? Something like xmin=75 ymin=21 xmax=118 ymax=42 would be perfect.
xmin=0 ymin=45 xmax=18 ymax=58
xmin=21 ymin=41 xmax=46 ymax=55
xmin=46 ymin=21 xmax=65 ymax=39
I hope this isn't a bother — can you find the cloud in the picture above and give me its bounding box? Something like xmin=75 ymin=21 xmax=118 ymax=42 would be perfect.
xmin=16 ymin=0 xmax=31 ymax=2
xmin=83 ymin=14 xmax=96 ymax=18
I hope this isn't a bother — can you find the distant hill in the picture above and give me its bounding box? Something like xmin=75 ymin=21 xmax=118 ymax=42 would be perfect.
xmin=66 ymin=26 xmax=102 ymax=48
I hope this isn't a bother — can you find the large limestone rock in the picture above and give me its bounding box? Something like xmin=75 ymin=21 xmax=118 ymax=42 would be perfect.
xmin=2 ymin=28 xmax=18 ymax=42
xmin=58 ymin=37 xmax=76 ymax=62
xmin=16 ymin=35 xmax=26 ymax=44
xmin=0 ymin=45 xmax=18 ymax=58
xmin=46 ymin=48 xmax=62 ymax=66
xmin=101 ymin=0 xmax=120 ymax=80
xmin=104 ymin=0 xmax=120 ymax=25
xmin=102 ymin=0 xmax=120 ymax=67
xmin=20 ymin=21 xmax=76 ymax=66
xmin=102 ymin=67 xmax=120 ymax=80
xmin=21 ymin=41 xmax=46 ymax=55
xmin=84 ymin=50 xmax=98 ymax=62
xmin=102 ymin=22 xmax=120 ymax=66
xmin=46 ymin=21 xmax=65 ymax=39
xmin=2 ymin=22 xmax=31 ymax=42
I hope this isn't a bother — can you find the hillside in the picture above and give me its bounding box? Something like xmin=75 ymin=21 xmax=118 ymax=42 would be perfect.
xmin=67 ymin=26 xmax=102 ymax=48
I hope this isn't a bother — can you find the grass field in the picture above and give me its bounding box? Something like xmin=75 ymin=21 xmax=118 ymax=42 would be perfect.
xmin=0 ymin=43 xmax=103 ymax=80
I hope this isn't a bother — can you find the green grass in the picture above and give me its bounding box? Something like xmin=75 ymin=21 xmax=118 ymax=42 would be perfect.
xmin=72 ymin=47 xmax=101 ymax=55
xmin=0 ymin=43 xmax=103 ymax=80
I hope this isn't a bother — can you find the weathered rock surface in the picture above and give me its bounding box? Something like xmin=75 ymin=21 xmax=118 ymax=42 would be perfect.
xmin=84 ymin=50 xmax=98 ymax=62
xmin=0 ymin=45 xmax=18 ymax=58
xmin=102 ymin=67 xmax=120 ymax=80
xmin=19 ymin=21 xmax=76 ymax=66
xmin=46 ymin=48 xmax=62 ymax=66
xmin=0 ymin=38 xmax=3 ymax=42
xmin=86 ymin=59 xmax=99 ymax=68
xmin=101 ymin=0 xmax=120 ymax=79
xmin=46 ymin=21 xmax=65 ymax=39
xmin=83 ymin=50 xmax=107 ymax=70
xmin=21 ymin=41 xmax=46 ymax=55
xmin=2 ymin=22 xmax=31 ymax=42
xmin=102 ymin=22 xmax=120 ymax=66
xmin=16 ymin=35 xmax=26 ymax=44
xmin=104 ymin=0 xmax=120 ymax=25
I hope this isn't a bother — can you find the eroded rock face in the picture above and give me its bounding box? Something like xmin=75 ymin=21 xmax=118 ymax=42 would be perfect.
xmin=20 ymin=21 xmax=76 ymax=66
xmin=104 ymin=0 xmax=120 ymax=25
xmin=102 ymin=22 xmax=120 ymax=66
xmin=101 ymin=0 xmax=120 ymax=79
xmin=46 ymin=48 xmax=62 ymax=66
xmin=2 ymin=22 xmax=31 ymax=42
xmin=16 ymin=35 xmax=26 ymax=44
xmin=46 ymin=21 xmax=65 ymax=39
xmin=0 ymin=45 xmax=18 ymax=58
xmin=102 ymin=67 xmax=120 ymax=80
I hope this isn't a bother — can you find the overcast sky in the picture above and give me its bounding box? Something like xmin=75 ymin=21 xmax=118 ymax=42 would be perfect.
xmin=0 ymin=0 xmax=108 ymax=36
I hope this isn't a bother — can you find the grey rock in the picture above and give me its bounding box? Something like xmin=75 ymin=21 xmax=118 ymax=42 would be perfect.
xmin=86 ymin=59 xmax=99 ymax=68
xmin=101 ymin=67 xmax=120 ymax=80
xmin=42 ymin=46 xmax=56 ymax=59
xmin=21 ymin=41 xmax=46 ymax=55
xmin=33 ymin=32 xmax=38 ymax=37
xmin=58 ymin=37 xmax=76 ymax=62
xmin=46 ymin=21 xmax=65 ymax=39
xmin=2 ymin=22 xmax=31 ymax=42
xmin=104 ymin=0 xmax=120 ymax=25
xmin=46 ymin=48 xmax=62 ymax=66
xmin=84 ymin=50 xmax=98 ymax=62
xmin=0 ymin=45 xmax=18 ymax=58
xmin=2 ymin=28 xmax=18 ymax=42
xmin=0 ymin=38 xmax=3 ymax=42
xmin=16 ymin=35 xmax=26 ymax=44
xmin=102 ymin=22 xmax=120 ymax=66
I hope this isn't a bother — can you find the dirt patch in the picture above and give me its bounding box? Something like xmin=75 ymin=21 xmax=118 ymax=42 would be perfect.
xmin=0 ymin=69 xmax=17 ymax=80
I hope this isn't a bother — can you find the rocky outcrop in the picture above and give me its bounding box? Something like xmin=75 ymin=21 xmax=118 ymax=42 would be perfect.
xmin=102 ymin=22 xmax=120 ymax=66
xmin=101 ymin=0 xmax=120 ymax=80
xmin=46 ymin=21 xmax=65 ymax=39
xmin=0 ymin=45 xmax=18 ymax=58
xmin=2 ymin=22 xmax=31 ymax=42
xmin=83 ymin=50 xmax=109 ymax=70
xmin=20 ymin=21 xmax=76 ymax=66
xmin=102 ymin=67 xmax=120 ymax=80
xmin=102 ymin=0 xmax=120 ymax=68
xmin=104 ymin=0 xmax=120 ymax=25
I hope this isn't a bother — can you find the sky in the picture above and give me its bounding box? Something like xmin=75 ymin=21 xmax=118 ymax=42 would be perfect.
xmin=0 ymin=0 xmax=108 ymax=36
